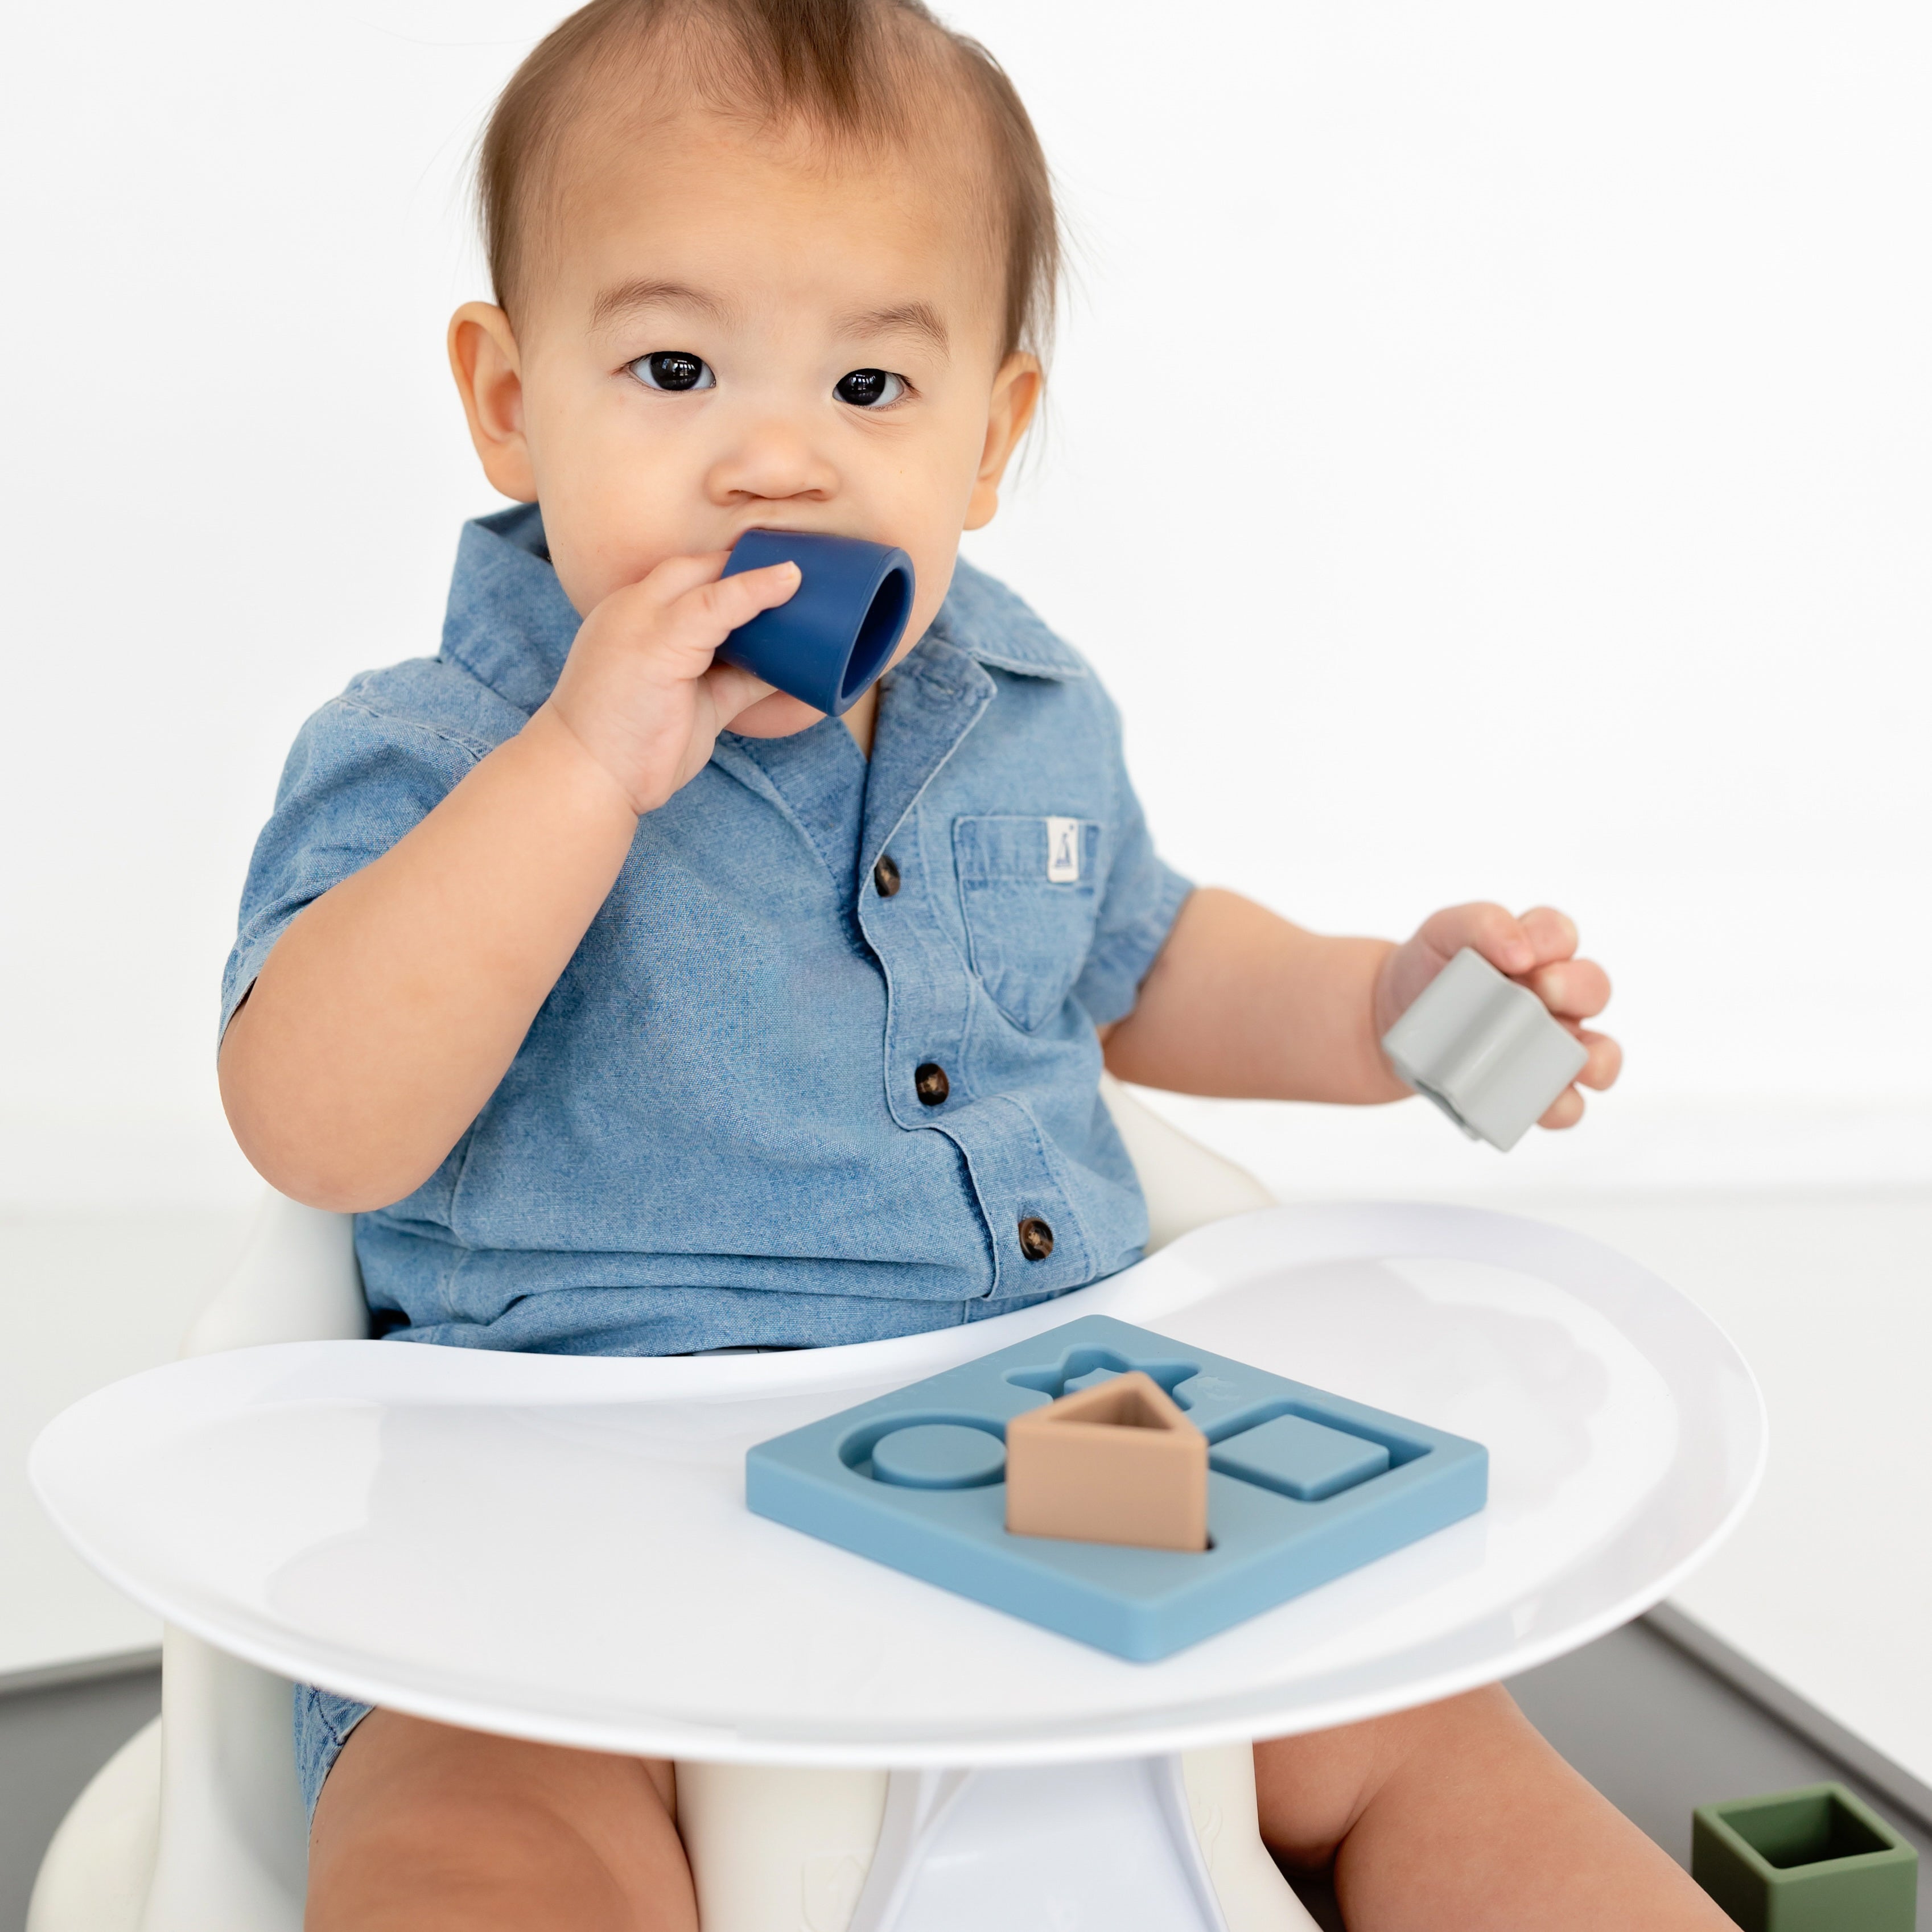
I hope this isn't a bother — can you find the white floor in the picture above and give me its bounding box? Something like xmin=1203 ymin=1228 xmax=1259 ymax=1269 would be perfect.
xmin=6 ymin=1137 xmax=1930 ymax=1795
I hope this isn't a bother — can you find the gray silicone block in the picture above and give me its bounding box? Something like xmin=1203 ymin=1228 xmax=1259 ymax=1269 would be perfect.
xmin=1380 ymin=946 xmax=1589 ymax=1152
xmin=745 ymin=1315 xmax=1488 ymax=1662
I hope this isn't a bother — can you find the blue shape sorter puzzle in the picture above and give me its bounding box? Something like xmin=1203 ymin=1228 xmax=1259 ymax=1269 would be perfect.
xmin=745 ymin=1314 xmax=1487 ymax=1661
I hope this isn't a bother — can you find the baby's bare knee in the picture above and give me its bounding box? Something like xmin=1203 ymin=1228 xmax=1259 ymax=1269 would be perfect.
xmin=307 ymin=1711 xmax=693 ymax=1932
xmin=1253 ymin=1685 xmax=1525 ymax=1868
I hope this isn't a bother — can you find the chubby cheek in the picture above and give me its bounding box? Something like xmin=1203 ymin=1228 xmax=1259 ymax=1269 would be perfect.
xmin=528 ymin=394 xmax=698 ymax=612
xmin=902 ymin=551 xmax=957 ymax=641
xmin=545 ymin=519 xmax=668 ymax=618
xmin=539 ymin=466 xmax=694 ymax=613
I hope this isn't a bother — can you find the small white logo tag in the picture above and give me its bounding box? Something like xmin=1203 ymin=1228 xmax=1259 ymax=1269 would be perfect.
xmin=1045 ymin=817 xmax=1081 ymax=883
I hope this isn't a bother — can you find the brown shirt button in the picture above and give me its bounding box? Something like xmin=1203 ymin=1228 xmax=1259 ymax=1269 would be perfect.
xmin=1018 ymin=1216 xmax=1055 ymax=1260
xmin=914 ymin=1062 xmax=950 ymax=1106
xmin=872 ymin=854 xmax=901 ymax=898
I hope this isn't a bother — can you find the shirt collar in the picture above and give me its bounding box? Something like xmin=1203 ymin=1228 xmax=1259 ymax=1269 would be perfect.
xmin=438 ymin=506 xmax=1087 ymax=715
xmin=925 ymin=556 xmax=1089 ymax=681
xmin=439 ymin=503 xmax=578 ymax=714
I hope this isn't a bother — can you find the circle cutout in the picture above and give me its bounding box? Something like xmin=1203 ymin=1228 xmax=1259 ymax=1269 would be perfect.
xmin=870 ymin=1422 xmax=1006 ymax=1490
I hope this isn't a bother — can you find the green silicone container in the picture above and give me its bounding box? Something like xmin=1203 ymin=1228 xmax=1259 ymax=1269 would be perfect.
xmin=1692 ymin=1782 xmax=1917 ymax=1931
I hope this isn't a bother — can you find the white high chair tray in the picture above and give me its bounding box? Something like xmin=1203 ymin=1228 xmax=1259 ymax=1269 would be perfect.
xmin=32 ymin=1204 xmax=1763 ymax=1768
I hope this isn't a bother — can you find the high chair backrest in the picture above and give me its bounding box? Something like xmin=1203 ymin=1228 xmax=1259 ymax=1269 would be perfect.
xmin=182 ymin=1198 xmax=367 ymax=1359
xmin=1099 ymin=1076 xmax=1275 ymax=1251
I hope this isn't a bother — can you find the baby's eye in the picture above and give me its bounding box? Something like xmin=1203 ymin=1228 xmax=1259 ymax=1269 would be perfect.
xmin=834 ymin=368 xmax=907 ymax=408
xmin=628 ymin=351 xmax=715 ymax=393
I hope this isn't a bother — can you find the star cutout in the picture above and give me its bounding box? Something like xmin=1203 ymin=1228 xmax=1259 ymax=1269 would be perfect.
xmin=1006 ymin=1345 xmax=1201 ymax=1409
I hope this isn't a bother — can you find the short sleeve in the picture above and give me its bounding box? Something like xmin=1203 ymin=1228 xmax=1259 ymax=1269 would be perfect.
xmin=219 ymin=672 xmax=499 ymax=1043
xmin=1070 ymin=718 xmax=1192 ymax=1028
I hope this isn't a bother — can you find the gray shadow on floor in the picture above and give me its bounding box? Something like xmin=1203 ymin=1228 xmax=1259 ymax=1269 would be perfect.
xmin=0 ymin=1663 xmax=159 ymax=1932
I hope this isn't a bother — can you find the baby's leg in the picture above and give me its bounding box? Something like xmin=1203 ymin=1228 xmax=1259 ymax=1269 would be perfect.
xmin=306 ymin=1709 xmax=696 ymax=1932
xmin=1254 ymin=1685 xmax=1731 ymax=1931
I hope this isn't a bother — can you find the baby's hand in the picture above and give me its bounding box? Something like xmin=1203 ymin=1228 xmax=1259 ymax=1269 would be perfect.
xmin=539 ymin=551 xmax=801 ymax=815
xmin=1373 ymin=904 xmax=1621 ymax=1130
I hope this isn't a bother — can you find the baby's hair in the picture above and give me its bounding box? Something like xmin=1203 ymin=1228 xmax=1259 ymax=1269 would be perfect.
xmin=479 ymin=0 xmax=1059 ymax=363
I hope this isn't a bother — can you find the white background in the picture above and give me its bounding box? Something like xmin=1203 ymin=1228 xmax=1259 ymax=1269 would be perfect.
xmin=2 ymin=0 xmax=1929 ymax=1208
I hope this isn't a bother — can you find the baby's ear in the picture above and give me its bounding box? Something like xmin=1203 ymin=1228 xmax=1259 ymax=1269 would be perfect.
xmin=448 ymin=303 xmax=537 ymax=502
xmin=966 ymin=352 xmax=1042 ymax=531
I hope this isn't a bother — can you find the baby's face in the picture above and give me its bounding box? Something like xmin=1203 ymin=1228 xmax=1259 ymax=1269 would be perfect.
xmin=455 ymin=112 xmax=1036 ymax=737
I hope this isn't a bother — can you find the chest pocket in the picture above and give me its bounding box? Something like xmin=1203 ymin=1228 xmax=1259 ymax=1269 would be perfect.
xmin=953 ymin=815 xmax=1105 ymax=1032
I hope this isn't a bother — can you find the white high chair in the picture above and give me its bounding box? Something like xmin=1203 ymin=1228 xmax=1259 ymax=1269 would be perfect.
xmin=27 ymin=1079 xmax=1296 ymax=1932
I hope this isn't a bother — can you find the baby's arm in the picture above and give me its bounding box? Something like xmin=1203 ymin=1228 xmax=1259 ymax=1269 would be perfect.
xmin=1103 ymin=888 xmax=1620 ymax=1124
xmin=218 ymin=554 xmax=798 ymax=1211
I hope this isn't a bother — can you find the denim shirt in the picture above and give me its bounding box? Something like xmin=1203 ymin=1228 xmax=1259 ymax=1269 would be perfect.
xmin=223 ymin=505 xmax=1192 ymax=1354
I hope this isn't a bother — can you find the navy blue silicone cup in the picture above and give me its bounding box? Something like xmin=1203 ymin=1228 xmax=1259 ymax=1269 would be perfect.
xmin=718 ymin=529 xmax=916 ymax=716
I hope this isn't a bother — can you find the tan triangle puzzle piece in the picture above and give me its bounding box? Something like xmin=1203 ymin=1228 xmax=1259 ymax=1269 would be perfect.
xmin=1004 ymin=1370 xmax=1209 ymax=1551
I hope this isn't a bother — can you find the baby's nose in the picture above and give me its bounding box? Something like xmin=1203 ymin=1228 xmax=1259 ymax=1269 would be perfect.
xmin=705 ymin=418 xmax=838 ymax=505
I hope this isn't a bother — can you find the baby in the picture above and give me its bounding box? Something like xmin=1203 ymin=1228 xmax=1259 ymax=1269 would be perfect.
xmin=218 ymin=1 xmax=1721 ymax=1926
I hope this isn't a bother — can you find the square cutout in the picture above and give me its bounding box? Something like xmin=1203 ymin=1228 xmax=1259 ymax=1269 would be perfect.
xmin=1211 ymin=1413 xmax=1390 ymax=1501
